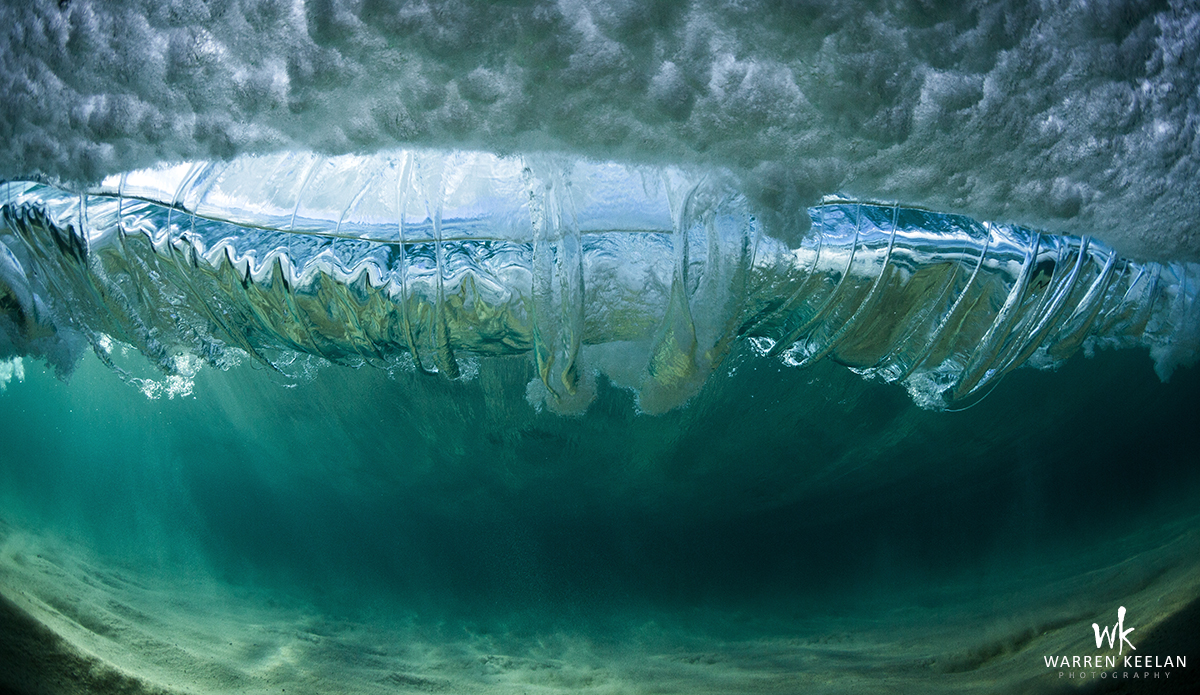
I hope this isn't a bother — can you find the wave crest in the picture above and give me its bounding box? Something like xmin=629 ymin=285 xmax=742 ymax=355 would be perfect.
xmin=1 ymin=151 xmax=1196 ymax=412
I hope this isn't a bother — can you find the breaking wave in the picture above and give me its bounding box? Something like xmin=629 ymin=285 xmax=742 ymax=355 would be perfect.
xmin=1 ymin=150 xmax=1196 ymax=412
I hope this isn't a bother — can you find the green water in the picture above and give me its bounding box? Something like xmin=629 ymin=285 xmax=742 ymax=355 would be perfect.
xmin=1 ymin=343 xmax=1198 ymax=692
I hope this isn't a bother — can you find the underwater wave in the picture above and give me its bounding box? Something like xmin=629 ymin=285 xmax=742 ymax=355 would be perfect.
xmin=1 ymin=150 xmax=1196 ymax=412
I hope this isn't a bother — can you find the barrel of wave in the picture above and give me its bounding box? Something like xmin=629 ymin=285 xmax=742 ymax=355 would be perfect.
xmin=0 ymin=150 xmax=1197 ymax=415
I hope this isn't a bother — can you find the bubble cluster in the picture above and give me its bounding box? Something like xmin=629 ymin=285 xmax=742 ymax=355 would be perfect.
xmin=1 ymin=0 xmax=1197 ymax=260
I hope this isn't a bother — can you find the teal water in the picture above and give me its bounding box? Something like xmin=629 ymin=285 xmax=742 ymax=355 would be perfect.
xmin=1 ymin=157 xmax=1199 ymax=692
xmin=1 ymin=336 xmax=1198 ymax=692
xmin=3 ymin=0 xmax=1200 ymax=688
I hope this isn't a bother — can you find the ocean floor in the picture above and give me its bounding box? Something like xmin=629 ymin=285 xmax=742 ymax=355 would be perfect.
xmin=2 ymin=516 xmax=1199 ymax=694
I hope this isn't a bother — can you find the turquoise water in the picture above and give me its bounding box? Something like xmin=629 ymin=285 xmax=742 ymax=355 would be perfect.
xmin=3 ymin=0 xmax=1200 ymax=688
xmin=1 ymin=157 xmax=1199 ymax=692
xmin=1 ymin=336 xmax=1198 ymax=692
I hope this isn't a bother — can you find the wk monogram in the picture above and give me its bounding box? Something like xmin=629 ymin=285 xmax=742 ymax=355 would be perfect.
xmin=1093 ymin=606 xmax=1136 ymax=655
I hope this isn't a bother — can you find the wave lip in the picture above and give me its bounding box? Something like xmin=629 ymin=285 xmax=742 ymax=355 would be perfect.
xmin=1 ymin=150 xmax=1196 ymax=412
xmin=763 ymin=200 xmax=1200 ymax=408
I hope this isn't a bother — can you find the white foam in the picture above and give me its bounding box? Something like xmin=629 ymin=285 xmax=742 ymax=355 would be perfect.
xmin=2 ymin=1 xmax=1197 ymax=261
xmin=0 ymin=356 xmax=23 ymax=391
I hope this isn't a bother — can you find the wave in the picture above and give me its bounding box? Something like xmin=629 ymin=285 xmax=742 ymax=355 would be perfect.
xmin=1 ymin=150 xmax=1196 ymax=412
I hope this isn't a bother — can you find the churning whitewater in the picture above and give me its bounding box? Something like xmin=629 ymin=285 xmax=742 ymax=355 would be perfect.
xmin=1 ymin=150 xmax=1196 ymax=413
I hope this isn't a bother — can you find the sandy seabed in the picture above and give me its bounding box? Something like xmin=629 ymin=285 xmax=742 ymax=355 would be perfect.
xmin=2 ymin=514 xmax=1199 ymax=695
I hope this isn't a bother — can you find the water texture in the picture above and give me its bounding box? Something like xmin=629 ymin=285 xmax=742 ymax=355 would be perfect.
xmin=3 ymin=151 xmax=1197 ymax=415
xmin=2 ymin=2 xmax=1200 ymax=693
